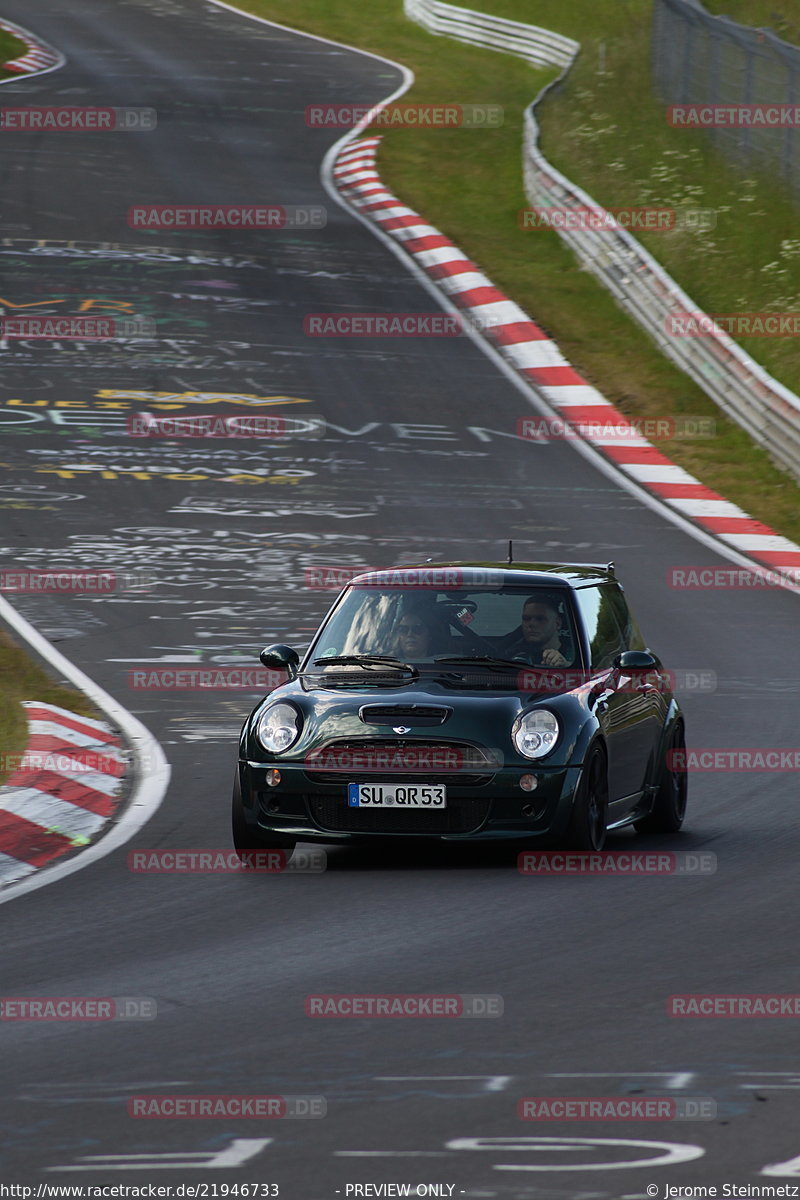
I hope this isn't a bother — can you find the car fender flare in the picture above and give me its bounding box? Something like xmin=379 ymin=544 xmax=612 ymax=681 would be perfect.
xmin=567 ymin=736 xmax=609 ymax=823
xmin=646 ymin=700 xmax=684 ymax=790
xmin=566 ymin=712 xmax=605 ymax=769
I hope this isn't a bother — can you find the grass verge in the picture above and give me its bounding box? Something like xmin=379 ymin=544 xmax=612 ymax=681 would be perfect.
xmin=0 ymin=631 xmax=100 ymax=787
xmin=702 ymin=1 xmax=800 ymax=37
xmin=226 ymin=0 xmax=800 ymax=546
xmin=0 ymin=29 xmax=26 ymax=79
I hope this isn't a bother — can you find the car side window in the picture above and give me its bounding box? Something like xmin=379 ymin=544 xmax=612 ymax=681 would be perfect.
xmin=573 ymin=585 xmax=627 ymax=669
xmin=602 ymin=584 xmax=647 ymax=652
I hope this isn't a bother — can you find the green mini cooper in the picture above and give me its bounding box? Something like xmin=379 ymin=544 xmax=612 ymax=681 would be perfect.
xmin=233 ymin=562 xmax=687 ymax=855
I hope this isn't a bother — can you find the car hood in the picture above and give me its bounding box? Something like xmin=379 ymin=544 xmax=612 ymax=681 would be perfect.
xmin=244 ymin=674 xmax=598 ymax=766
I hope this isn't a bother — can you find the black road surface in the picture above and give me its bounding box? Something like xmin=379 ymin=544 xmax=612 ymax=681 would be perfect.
xmin=1 ymin=1 xmax=799 ymax=1194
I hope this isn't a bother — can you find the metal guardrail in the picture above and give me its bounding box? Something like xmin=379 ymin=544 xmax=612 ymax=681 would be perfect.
xmin=652 ymin=0 xmax=800 ymax=201
xmin=404 ymin=0 xmax=576 ymax=69
xmin=404 ymin=0 xmax=800 ymax=483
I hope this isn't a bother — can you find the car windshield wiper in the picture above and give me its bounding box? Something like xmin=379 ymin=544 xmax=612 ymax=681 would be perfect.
xmin=310 ymin=655 xmax=413 ymax=670
xmin=303 ymin=654 xmax=418 ymax=688
xmin=432 ymin=655 xmax=524 ymax=670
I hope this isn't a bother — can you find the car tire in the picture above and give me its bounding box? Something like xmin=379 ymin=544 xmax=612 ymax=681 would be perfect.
xmin=232 ymin=769 xmax=297 ymax=857
xmin=635 ymin=721 xmax=687 ymax=834
xmin=563 ymin=744 xmax=608 ymax=851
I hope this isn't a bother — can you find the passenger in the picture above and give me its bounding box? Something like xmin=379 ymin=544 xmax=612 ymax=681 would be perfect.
xmin=504 ymin=594 xmax=571 ymax=667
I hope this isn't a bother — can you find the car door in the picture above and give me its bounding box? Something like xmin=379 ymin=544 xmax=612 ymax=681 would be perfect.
xmin=573 ymin=584 xmax=655 ymax=811
xmin=604 ymin=583 xmax=668 ymax=762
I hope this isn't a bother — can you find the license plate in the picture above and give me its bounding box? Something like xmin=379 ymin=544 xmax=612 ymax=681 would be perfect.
xmin=348 ymin=783 xmax=447 ymax=808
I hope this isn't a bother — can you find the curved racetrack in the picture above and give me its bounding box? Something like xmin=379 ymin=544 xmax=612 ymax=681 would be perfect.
xmin=1 ymin=1 xmax=800 ymax=1191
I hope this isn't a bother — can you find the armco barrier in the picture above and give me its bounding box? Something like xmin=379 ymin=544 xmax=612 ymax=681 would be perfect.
xmin=404 ymin=0 xmax=576 ymax=69
xmin=404 ymin=0 xmax=800 ymax=485
xmin=333 ymin=135 xmax=800 ymax=582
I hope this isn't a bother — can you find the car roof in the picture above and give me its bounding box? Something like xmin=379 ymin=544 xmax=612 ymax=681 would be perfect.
xmin=348 ymin=561 xmax=617 ymax=588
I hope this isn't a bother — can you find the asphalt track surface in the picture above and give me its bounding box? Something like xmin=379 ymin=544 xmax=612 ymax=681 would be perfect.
xmin=1 ymin=0 xmax=800 ymax=1193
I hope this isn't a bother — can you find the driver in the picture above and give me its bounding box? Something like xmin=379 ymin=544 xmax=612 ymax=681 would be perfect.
xmin=395 ymin=611 xmax=434 ymax=660
xmin=504 ymin=593 xmax=571 ymax=667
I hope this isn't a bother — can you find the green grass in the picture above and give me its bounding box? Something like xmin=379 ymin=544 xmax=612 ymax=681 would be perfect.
xmin=702 ymin=1 xmax=800 ymax=39
xmin=237 ymin=0 xmax=800 ymax=544
xmin=0 ymin=29 xmax=26 ymax=79
xmin=0 ymin=632 xmax=100 ymax=787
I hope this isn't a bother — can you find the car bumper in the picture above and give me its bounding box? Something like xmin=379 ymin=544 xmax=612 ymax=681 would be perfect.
xmin=238 ymin=760 xmax=583 ymax=843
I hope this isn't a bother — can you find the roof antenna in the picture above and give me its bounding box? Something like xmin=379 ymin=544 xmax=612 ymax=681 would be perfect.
xmin=507 ymin=539 xmax=513 ymax=564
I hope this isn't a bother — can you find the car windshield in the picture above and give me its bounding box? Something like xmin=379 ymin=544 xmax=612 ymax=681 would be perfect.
xmin=307 ymin=584 xmax=580 ymax=671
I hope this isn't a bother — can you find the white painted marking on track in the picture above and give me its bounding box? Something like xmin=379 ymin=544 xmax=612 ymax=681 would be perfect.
xmin=391 ymin=223 xmax=440 ymax=242
xmin=0 ymin=593 xmax=170 ymax=905
xmin=541 ymin=385 xmax=612 ymax=407
xmin=415 ymin=247 xmax=471 ymax=269
xmin=336 ymin=168 xmax=380 ymax=184
xmin=0 ymin=852 xmax=36 ymax=883
xmin=24 ymin=702 xmax=118 ymax=734
xmin=26 ymin=719 xmax=121 ymax=750
xmin=621 ymin=463 xmax=699 ymax=483
xmin=18 ymin=757 xmax=122 ymax=796
xmin=438 ymin=272 xmax=492 ymax=294
xmin=589 ymin=433 xmax=651 ymax=447
xmin=47 ymin=1139 xmax=272 ymax=1171
xmin=550 ymin=1072 xmax=696 ymax=1089
xmin=721 ymin=532 xmax=800 ymax=552
xmin=463 ymin=300 xmax=528 ymax=325
xmin=0 ymin=790 xmax=106 ymax=839
xmin=446 ymin=1135 xmax=704 ymax=1171
xmin=364 ymin=205 xmax=417 ymax=220
xmin=502 ymin=341 xmax=568 ymax=368
xmin=762 ymin=1151 xmax=800 ymax=1176
xmin=667 ymin=498 xmax=748 ymax=519
xmin=374 ymin=1075 xmax=513 ymax=1092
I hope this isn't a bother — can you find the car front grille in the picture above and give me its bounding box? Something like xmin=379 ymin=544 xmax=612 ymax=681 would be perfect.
xmin=304 ymin=739 xmax=497 ymax=785
xmin=306 ymin=771 xmax=492 ymax=785
xmin=307 ymin=795 xmax=491 ymax=835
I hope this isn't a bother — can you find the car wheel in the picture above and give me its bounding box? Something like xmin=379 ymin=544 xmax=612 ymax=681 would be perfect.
xmin=635 ymin=721 xmax=687 ymax=834
xmin=232 ymin=769 xmax=297 ymax=857
xmin=563 ymin=745 xmax=608 ymax=851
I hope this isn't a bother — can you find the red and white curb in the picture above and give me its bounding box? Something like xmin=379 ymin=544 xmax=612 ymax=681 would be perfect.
xmin=0 ymin=17 xmax=63 ymax=77
xmin=333 ymin=136 xmax=800 ymax=584
xmin=0 ymin=702 xmax=128 ymax=888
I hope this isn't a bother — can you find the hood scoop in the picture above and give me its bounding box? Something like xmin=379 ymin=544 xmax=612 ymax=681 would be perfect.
xmin=358 ymin=704 xmax=452 ymax=727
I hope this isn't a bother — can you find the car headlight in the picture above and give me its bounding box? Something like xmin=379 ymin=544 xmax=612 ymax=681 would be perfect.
xmin=512 ymin=709 xmax=559 ymax=760
xmin=255 ymin=702 xmax=301 ymax=753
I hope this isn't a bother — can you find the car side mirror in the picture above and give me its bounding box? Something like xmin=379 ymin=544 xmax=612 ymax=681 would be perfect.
xmin=614 ymin=649 xmax=661 ymax=671
xmin=260 ymin=644 xmax=300 ymax=680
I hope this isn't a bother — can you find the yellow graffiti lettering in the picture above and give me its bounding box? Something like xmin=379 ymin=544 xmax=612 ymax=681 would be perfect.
xmin=95 ymin=389 xmax=311 ymax=407
xmin=77 ymin=299 xmax=136 ymax=314
xmin=0 ymin=298 xmax=65 ymax=309
xmin=150 ymin=402 xmax=206 ymax=410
